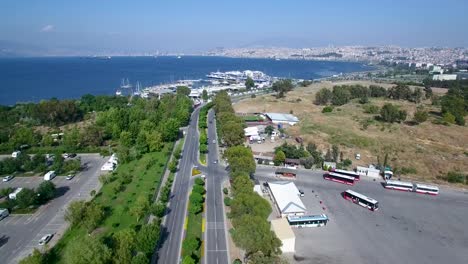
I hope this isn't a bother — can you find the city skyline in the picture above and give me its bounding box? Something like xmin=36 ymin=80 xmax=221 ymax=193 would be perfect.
xmin=1 ymin=0 xmax=468 ymax=56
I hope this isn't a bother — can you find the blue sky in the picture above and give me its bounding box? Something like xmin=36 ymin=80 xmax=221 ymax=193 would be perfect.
xmin=1 ymin=0 xmax=467 ymax=54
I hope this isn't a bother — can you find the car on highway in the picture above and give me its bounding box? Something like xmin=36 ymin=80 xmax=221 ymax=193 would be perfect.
xmin=200 ymin=174 xmax=206 ymax=179
xmin=213 ymin=160 xmax=218 ymax=164
xmin=212 ymin=139 xmax=216 ymax=144
xmin=66 ymin=174 xmax=75 ymax=180
xmin=38 ymin=234 xmax=53 ymax=245
xmin=3 ymin=175 xmax=14 ymax=182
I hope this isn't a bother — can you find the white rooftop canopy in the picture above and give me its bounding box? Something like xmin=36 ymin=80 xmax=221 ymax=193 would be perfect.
xmin=268 ymin=181 xmax=306 ymax=215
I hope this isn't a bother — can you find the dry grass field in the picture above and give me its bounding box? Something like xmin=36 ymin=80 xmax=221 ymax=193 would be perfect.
xmin=234 ymin=81 xmax=468 ymax=186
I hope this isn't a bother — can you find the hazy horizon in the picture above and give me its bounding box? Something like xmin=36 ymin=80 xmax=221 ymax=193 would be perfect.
xmin=1 ymin=0 xmax=468 ymax=56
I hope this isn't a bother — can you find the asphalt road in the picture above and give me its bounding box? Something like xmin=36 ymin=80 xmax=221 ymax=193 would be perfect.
xmin=156 ymin=107 xmax=202 ymax=264
xmin=254 ymin=166 xmax=468 ymax=264
xmin=204 ymin=109 xmax=229 ymax=264
xmin=0 ymin=154 xmax=107 ymax=264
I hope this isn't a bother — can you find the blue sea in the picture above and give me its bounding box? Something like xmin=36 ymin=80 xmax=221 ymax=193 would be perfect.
xmin=0 ymin=56 xmax=372 ymax=105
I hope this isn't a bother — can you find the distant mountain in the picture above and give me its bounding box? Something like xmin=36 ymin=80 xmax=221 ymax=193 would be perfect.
xmin=237 ymin=37 xmax=325 ymax=49
xmin=0 ymin=40 xmax=51 ymax=57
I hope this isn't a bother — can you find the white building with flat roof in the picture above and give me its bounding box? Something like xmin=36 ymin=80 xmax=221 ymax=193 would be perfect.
xmin=268 ymin=181 xmax=306 ymax=217
xmin=265 ymin=113 xmax=299 ymax=126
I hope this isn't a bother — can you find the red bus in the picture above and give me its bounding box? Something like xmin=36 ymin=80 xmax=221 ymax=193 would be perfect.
xmin=332 ymin=168 xmax=360 ymax=181
xmin=324 ymin=172 xmax=356 ymax=185
xmin=343 ymin=190 xmax=379 ymax=211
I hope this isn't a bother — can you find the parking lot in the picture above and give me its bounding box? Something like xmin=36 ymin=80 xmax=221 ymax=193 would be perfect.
xmin=254 ymin=166 xmax=468 ymax=264
xmin=0 ymin=154 xmax=107 ymax=264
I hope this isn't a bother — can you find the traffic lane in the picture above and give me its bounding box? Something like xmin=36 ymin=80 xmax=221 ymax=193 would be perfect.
xmin=157 ymin=107 xmax=200 ymax=264
xmin=254 ymin=170 xmax=468 ymax=264
xmin=0 ymin=155 xmax=106 ymax=264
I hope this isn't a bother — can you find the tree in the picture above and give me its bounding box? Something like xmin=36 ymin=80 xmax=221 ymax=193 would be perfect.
xmin=182 ymin=237 xmax=200 ymax=258
xmin=331 ymin=86 xmax=351 ymax=106
xmin=273 ymin=150 xmax=286 ymax=166
xmin=232 ymin=174 xmax=254 ymax=196
xmin=272 ymin=79 xmax=294 ymax=98
xmin=194 ymin=177 xmax=205 ymax=186
xmin=264 ymin=125 xmax=274 ymax=136
xmin=182 ymin=256 xmax=196 ymax=264
xmin=192 ymin=184 xmax=205 ymax=195
xmin=114 ymin=229 xmax=137 ymax=264
xmin=65 ymin=201 xmax=87 ymax=226
xmin=131 ymin=195 xmax=149 ymax=222
xmin=442 ymin=112 xmax=456 ymax=124
xmin=247 ymin=252 xmax=288 ymax=264
xmin=230 ymin=193 xmax=271 ymax=220
xmin=119 ymin=131 xmax=133 ymax=147
xmin=324 ymin=148 xmax=332 ymax=162
xmin=151 ymin=202 xmax=166 ymax=218
xmin=413 ymin=109 xmax=428 ymax=124
xmin=19 ymin=248 xmax=46 ymax=264
xmin=202 ymin=89 xmax=208 ymax=101
xmin=160 ymin=118 xmax=180 ymax=142
xmin=189 ymin=192 xmax=203 ymax=205
xmin=331 ymin=145 xmax=339 ymax=162
xmin=16 ymin=188 xmax=36 ymax=209
xmin=315 ymin=88 xmax=332 ymax=105
xmin=224 ymin=146 xmax=256 ymax=176
xmin=64 ymin=236 xmax=112 ymax=264
xmin=131 ymin=253 xmax=149 ymax=264
xmin=136 ymin=221 xmax=161 ymax=255
xmin=176 ymin=86 xmax=191 ymax=96
xmin=300 ymin=157 xmax=314 ymax=169
xmin=231 ymin=215 xmax=282 ymax=256
xmin=36 ymin=181 xmax=56 ymax=204
xmin=380 ymin=103 xmax=406 ymax=123
xmin=245 ymin=77 xmax=255 ymax=90
xmin=410 ymin=87 xmax=423 ymax=103
xmin=83 ymin=203 xmax=105 ymax=233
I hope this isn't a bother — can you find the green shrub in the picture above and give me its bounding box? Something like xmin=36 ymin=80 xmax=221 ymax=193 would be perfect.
xmin=322 ymin=106 xmax=333 ymax=113
xmin=446 ymin=171 xmax=466 ymax=183
xmin=363 ymin=104 xmax=380 ymax=114
xmin=223 ymin=188 xmax=229 ymax=195
xmin=342 ymin=159 xmax=352 ymax=167
xmin=224 ymin=197 xmax=232 ymax=206
xmin=194 ymin=178 xmax=205 ymax=186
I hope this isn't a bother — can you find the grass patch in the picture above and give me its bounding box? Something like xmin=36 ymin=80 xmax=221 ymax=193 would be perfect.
xmin=301 ymin=121 xmax=377 ymax=148
xmin=47 ymin=144 xmax=172 ymax=263
xmin=192 ymin=168 xmax=202 ymax=176
xmin=243 ymin=115 xmax=264 ymax=122
xmin=199 ymin=154 xmax=206 ymax=165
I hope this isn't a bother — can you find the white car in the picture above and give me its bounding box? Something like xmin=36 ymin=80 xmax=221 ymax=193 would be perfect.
xmin=66 ymin=174 xmax=75 ymax=180
xmin=38 ymin=234 xmax=53 ymax=245
xmin=3 ymin=175 xmax=14 ymax=182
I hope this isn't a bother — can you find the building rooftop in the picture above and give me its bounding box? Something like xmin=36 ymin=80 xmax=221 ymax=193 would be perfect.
xmin=265 ymin=113 xmax=299 ymax=123
xmin=271 ymin=218 xmax=295 ymax=240
xmin=268 ymin=181 xmax=306 ymax=214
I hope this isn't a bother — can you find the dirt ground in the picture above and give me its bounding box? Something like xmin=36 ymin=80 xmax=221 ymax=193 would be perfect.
xmin=234 ymin=81 xmax=468 ymax=186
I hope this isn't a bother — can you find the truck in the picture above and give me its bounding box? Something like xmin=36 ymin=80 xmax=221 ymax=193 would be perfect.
xmin=0 ymin=208 xmax=9 ymax=220
xmin=44 ymin=171 xmax=56 ymax=181
xmin=9 ymin=188 xmax=23 ymax=200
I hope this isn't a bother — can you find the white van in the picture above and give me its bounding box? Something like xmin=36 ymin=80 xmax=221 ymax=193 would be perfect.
xmin=44 ymin=171 xmax=56 ymax=181
xmin=11 ymin=151 xmax=21 ymax=158
xmin=0 ymin=209 xmax=9 ymax=220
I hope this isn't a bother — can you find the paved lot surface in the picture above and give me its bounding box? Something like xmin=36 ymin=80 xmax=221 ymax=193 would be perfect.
xmin=204 ymin=109 xmax=229 ymax=264
xmin=0 ymin=154 xmax=107 ymax=264
xmin=156 ymin=107 xmax=202 ymax=264
xmin=254 ymin=167 xmax=468 ymax=264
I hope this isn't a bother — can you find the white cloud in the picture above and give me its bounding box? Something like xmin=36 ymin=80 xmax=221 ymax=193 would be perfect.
xmin=40 ymin=25 xmax=55 ymax=32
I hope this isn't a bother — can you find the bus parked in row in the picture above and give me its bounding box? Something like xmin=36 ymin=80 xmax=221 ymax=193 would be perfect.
xmin=287 ymin=214 xmax=329 ymax=228
xmin=343 ymin=190 xmax=379 ymax=211
xmin=384 ymin=180 xmax=439 ymax=195
xmin=324 ymin=172 xmax=356 ymax=185
xmin=332 ymin=168 xmax=360 ymax=181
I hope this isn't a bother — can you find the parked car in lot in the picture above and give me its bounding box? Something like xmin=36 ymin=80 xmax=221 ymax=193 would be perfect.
xmin=38 ymin=234 xmax=53 ymax=245
xmin=299 ymin=190 xmax=305 ymax=197
xmin=66 ymin=174 xmax=75 ymax=180
xmin=62 ymin=153 xmax=77 ymax=159
xmin=3 ymin=175 xmax=14 ymax=182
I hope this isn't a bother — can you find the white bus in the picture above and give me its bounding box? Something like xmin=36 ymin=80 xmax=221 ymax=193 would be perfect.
xmin=414 ymin=183 xmax=439 ymax=195
xmin=324 ymin=172 xmax=356 ymax=185
xmin=343 ymin=190 xmax=379 ymax=211
xmin=333 ymin=169 xmax=360 ymax=181
xmin=287 ymin=214 xmax=329 ymax=228
xmin=384 ymin=180 xmax=414 ymax=192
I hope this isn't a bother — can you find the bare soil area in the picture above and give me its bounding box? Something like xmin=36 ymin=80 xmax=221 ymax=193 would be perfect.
xmin=234 ymin=81 xmax=468 ymax=186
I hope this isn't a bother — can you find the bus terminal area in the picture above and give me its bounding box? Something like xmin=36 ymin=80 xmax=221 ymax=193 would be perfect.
xmin=253 ymin=166 xmax=468 ymax=264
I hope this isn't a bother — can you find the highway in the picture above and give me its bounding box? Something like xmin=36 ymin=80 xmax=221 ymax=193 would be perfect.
xmin=253 ymin=166 xmax=468 ymax=264
xmin=204 ymin=109 xmax=229 ymax=264
xmin=156 ymin=107 xmax=202 ymax=264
